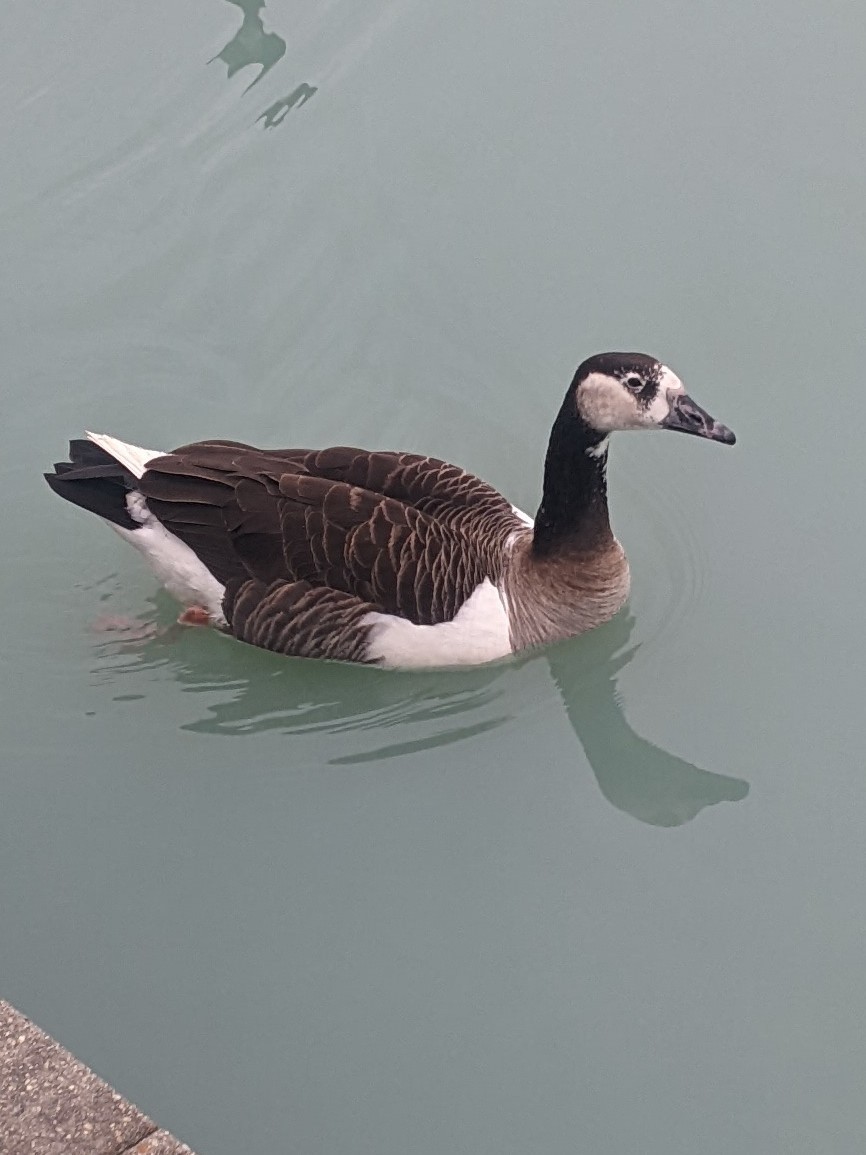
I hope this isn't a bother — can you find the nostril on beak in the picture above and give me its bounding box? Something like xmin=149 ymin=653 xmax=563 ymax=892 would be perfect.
xmin=680 ymin=401 xmax=706 ymax=428
xmin=660 ymin=393 xmax=734 ymax=443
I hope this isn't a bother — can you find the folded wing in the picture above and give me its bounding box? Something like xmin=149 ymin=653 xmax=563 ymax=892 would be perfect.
xmin=138 ymin=442 xmax=527 ymax=630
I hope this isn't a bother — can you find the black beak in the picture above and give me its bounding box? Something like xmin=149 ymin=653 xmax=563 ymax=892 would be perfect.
xmin=660 ymin=394 xmax=736 ymax=445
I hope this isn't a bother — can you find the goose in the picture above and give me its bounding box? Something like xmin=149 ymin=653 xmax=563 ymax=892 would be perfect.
xmin=45 ymin=353 xmax=735 ymax=668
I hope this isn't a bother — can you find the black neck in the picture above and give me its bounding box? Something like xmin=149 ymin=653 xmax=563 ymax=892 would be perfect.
xmin=532 ymin=394 xmax=612 ymax=556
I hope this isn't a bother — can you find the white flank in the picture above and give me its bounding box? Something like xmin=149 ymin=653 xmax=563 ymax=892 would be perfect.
xmin=85 ymin=431 xmax=164 ymax=479
xmin=87 ymin=432 xmax=227 ymax=625
xmin=363 ymin=578 xmax=512 ymax=669
xmin=510 ymin=504 xmax=534 ymax=527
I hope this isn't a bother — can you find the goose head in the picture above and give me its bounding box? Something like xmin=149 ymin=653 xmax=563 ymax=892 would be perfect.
xmin=573 ymin=352 xmax=736 ymax=446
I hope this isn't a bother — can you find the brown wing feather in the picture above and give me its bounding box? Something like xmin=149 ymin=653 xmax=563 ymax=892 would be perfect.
xmin=137 ymin=441 xmax=526 ymax=643
xmin=225 ymin=578 xmax=375 ymax=662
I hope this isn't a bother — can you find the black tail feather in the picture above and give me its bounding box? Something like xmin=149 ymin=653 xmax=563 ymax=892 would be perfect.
xmin=45 ymin=440 xmax=139 ymax=529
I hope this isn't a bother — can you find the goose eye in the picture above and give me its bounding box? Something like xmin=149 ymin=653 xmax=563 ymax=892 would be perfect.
xmin=625 ymin=376 xmax=643 ymax=391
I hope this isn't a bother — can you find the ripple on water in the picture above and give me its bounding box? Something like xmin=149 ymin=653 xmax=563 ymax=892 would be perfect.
xmin=614 ymin=454 xmax=709 ymax=659
xmin=88 ymin=591 xmax=514 ymax=759
xmin=86 ymin=583 xmax=748 ymax=827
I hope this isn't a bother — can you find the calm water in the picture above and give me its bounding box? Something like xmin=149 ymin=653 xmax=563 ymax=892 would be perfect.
xmin=2 ymin=2 xmax=865 ymax=1152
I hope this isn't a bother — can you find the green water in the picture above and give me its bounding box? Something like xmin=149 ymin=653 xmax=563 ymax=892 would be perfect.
xmin=2 ymin=2 xmax=865 ymax=1152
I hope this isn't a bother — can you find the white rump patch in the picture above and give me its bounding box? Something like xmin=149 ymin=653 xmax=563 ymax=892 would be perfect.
xmin=363 ymin=578 xmax=512 ymax=669
xmin=84 ymin=431 xmax=225 ymax=623
xmin=86 ymin=431 xmax=165 ymax=479
xmin=110 ymin=491 xmax=227 ymax=626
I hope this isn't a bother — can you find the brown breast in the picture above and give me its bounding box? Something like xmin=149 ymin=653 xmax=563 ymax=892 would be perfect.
xmin=502 ymin=532 xmax=631 ymax=652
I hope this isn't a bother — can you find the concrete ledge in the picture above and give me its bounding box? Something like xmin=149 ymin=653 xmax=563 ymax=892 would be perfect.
xmin=0 ymin=1001 xmax=196 ymax=1155
xmin=125 ymin=1132 xmax=197 ymax=1155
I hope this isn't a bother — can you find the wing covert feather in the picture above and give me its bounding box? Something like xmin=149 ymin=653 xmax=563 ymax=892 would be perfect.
xmin=137 ymin=440 xmax=529 ymax=630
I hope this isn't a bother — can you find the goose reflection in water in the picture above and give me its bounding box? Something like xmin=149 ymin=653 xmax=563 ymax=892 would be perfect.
xmin=210 ymin=0 xmax=317 ymax=124
xmin=209 ymin=0 xmax=286 ymax=91
xmin=92 ymin=601 xmax=748 ymax=829
xmin=258 ymin=84 xmax=318 ymax=128
xmin=543 ymin=612 xmax=749 ymax=827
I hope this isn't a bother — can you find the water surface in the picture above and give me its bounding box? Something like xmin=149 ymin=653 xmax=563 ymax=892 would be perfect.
xmin=2 ymin=2 xmax=865 ymax=1152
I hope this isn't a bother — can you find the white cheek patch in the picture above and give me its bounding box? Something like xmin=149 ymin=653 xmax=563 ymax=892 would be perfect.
xmin=577 ymin=365 xmax=689 ymax=432
xmin=647 ymin=365 xmax=686 ymax=426
xmin=585 ymin=436 xmax=610 ymax=458
xmin=658 ymin=366 xmax=684 ymax=393
xmin=646 ymin=391 xmax=672 ymax=424
xmin=578 ymin=373 xmax=644 ymax=432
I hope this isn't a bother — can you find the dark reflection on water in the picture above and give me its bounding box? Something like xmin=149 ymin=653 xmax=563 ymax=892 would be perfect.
xmin=258 ymin=84 xmax=318 ymax=127
xmin=92 ymin=598 xmax=748 ymax=828
xmin=209 ymin=0 xmax=317 ymax=123
xmin=209 ymin=0 xmax=286 ymax=91
xmin=545 ymin=616 xmax=750 ymax=827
